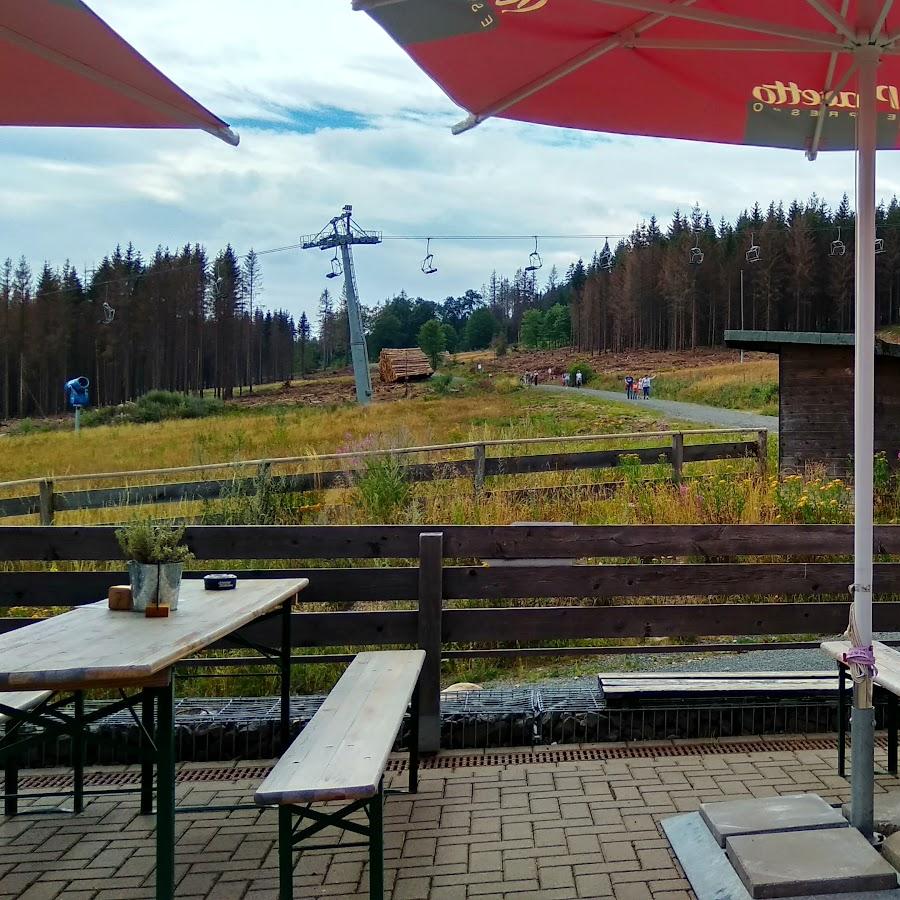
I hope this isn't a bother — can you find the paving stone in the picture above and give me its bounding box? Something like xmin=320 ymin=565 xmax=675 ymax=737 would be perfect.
xmin=842 ymin=790 xmax=900 ymax=835
xmin=700 ymin=793 xmax=846 ymax=848
xmin=726 ymin=827 xmax=899 ymax=899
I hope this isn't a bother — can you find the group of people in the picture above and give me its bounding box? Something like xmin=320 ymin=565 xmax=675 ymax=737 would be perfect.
xmin=522 ymin=369 xmax=547 ymax=386
xmin=561 ymin=370 xmax=584 ymax=387
xmin=624 ymin=375 xmax=653 ymax=399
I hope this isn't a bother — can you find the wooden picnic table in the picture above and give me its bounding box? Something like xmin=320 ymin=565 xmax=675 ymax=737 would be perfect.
xmin=0 ymin=577 xmax=308 ymax=900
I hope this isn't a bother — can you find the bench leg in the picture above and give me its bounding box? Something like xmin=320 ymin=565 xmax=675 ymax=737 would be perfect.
xmin=409 ymin=683 xmax=420 ymax=795
xmin=141 ymin=687 xmax=156 ymax=814
xmin=278 ymin=806 xmax=294 ymax=900
xmin=889 ymin=692 xmax=898 ymax=776
xmin=3 ymin=723 xmax=17 ymax=817
xmin=73 ymin=691 xmax=85 ymax=814
xmin=369 ymin=782 xmax=384 ymax=900
xmin=838 ymin=664 xmax=847 ymax=779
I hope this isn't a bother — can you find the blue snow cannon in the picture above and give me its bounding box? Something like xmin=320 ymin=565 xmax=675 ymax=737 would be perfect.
xmin=64 ymin=376 xmax=90 ymax=409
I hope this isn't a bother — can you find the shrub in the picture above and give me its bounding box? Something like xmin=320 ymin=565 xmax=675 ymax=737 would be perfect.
xmin=568 ymin=362 xmax=594 ymax=383
xmin=352 ymin=454 xmax=412 ymax=522
xmin=201 ymin=466 xmax=297 ymax=525
xmin=82 ymin=391 xmax=223 ymax=427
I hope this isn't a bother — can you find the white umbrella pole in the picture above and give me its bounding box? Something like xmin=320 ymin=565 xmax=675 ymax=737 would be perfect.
xmin=850 ymin=43 xmax=879 ymax=840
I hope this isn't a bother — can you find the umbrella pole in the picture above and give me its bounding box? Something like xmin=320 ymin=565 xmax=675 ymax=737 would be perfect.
xmin=850 ymin=43 xmax=879 ymax=841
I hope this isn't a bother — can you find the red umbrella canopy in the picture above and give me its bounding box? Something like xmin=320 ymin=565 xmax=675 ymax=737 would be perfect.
xmin=354 ymin=0 xmax=900 ymax=156
xmin=0 ymin=0 xmax=237 ymax=145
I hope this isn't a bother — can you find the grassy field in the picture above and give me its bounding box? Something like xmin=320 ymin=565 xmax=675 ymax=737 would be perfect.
xmin=590 ymin=359 xmax=779 ymax=416
xmin=0 ymin=377 xmax=711 ymax=486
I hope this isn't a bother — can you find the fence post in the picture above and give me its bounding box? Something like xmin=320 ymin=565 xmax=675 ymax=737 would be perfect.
xmin=473 ymin=444 xmax=486 ymax=494
xmin=39 ymin=479 xmax=55 ymax=526
xmin=671 ymin=433 xmax=684 ymax=485
xmin=417 ymin=532 xmax=443 ymax=753
xmin=757 ymin=430 xmax=768 ymax=476
xmin=258 ymin=460 xmax=271 ymax=482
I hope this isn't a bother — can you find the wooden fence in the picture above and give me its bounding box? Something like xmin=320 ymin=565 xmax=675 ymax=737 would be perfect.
xmin=2 ymin=522 xmax=897 ymax=750
xmin=0 ymin=428 xmax=768 ymax=524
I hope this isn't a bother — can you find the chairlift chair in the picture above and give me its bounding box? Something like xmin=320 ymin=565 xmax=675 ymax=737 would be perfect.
xmin=830 ymin=228 xmax=846 ymax=257
xmin=525 ymin=236 xmax=542 ymax=272
xmin=326 ymin=252 xmax=342 ymax=279
xmin=421 ymin=238 xmax=437 ymax=275
xmin=876 ymin=235 xmax=885 ymax=255
xmin=745 ymin=232 xmax=760 ymax=263
xmin=599 ymin=238 xmax=614 ymax=271
xmin=690 ymin=246 xmax=704 ymax=265
xmin=101 ymin=302 xmax=116 ymax=325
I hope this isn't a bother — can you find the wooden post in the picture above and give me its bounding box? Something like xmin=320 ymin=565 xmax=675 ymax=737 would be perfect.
xmin=757 ymin=430 xmax=768 ymax=476
xmin=258 ymin=461 xmax=271 ymax=483
xmin=671 ymin=433 xmax=684 ymax=485
xmin=473 ymin=445 xmax=486 ymax=494
xmin=417 ymin=532 xmax=443 ymax=753
xmin=39 ymin=479 xmax=55 ymax=526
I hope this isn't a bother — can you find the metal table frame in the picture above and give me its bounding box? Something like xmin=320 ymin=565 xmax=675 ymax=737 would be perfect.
xmin=836 ymin=663 xmax=899 ymax=778
xmin=0 ymin=593 xmax=296 ymax=900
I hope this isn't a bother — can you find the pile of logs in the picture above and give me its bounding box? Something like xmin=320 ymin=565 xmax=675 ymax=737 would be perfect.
xmin=378 ymin=348 xmax=433 ymax=383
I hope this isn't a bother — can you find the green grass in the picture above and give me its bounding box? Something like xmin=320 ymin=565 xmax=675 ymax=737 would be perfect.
xmin=590 ymin=360 xmax=779 ymax=416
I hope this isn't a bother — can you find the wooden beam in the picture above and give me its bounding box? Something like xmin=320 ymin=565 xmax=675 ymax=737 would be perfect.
xmin=1 ymin=524 xmax=888 ymax=562
xmin=417 ymin=533 xmax=444 ymax=752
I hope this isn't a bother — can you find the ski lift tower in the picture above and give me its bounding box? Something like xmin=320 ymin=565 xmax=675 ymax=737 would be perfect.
xmin=301 ymin=205 xmax=381 ymax=405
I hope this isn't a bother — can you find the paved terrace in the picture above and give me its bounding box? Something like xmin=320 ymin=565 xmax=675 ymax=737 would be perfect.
xmin=1 ymin=736 xmax=896 ymax=900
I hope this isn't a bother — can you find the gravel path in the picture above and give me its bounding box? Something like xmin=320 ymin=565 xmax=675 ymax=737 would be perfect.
xmin=536 ymin=384 xmax=778 ymax=431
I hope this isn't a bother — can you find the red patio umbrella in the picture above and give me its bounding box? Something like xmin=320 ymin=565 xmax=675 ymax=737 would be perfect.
xmin=354 ymin=0 xmax=900 ymax=837
xmin=0 ymin=0 xmax=237 ymax=145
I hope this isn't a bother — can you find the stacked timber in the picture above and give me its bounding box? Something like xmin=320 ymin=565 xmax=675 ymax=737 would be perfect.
xmin=379 ymin=348 xmax=433 ymax=383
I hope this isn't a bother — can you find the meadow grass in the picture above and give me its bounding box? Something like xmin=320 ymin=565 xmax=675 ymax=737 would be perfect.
xmin=591 ymin=359 xmax=778 ymax=416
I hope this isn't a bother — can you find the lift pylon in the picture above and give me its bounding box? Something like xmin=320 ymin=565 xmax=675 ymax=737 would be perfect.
xmin=302 ymin=205 xmax=381 ymax=405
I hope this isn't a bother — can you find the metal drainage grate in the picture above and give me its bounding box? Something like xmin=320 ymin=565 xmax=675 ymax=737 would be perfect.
xmin=14 ymin=734 xmax=878 ymax=791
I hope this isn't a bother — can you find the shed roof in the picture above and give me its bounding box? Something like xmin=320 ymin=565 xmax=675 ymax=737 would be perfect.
xmin=724 ymin=330 xmax=900 ymax=358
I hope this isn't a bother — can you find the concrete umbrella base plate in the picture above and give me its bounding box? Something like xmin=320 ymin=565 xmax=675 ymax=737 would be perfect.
xmin=663 ymin=813 xmax=900 ymax=900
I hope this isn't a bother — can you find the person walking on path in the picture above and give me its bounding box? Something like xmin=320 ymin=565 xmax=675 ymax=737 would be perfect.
xmin=563 ymin=372 xmax=570 ymax=387
xmin=625 ymin=375 xmax=634 ymax=399
xmin=642 ymin=375 xmax=653 ymax=399
xmin=575 ymin=370 xmax=583 ymax=388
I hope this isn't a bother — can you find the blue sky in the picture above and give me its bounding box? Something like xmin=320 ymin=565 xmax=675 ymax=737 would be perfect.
xmin=1 ymin=1 xmax=897 ymax=327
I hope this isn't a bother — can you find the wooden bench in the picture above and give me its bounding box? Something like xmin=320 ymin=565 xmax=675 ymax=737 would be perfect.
xmin=1 ymin=690 xmax=58 ymax=816
xmin=598 ymin=671 xmax=840 ymax=700
xmin=255 ymin=650 xmax=425 ymax=900
xmin=822 ymin=640 xmax=900 ymax=778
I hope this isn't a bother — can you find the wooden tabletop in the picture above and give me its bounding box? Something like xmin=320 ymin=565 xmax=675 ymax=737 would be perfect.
xmin=821 ymin=640 xmax=900 ymax=694
xmin=0 ymin=578 xmax=307 ymax=691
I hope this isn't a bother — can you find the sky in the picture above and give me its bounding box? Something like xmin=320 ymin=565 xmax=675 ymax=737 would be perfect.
xmin=5 ymin=1 xmax=900 ymax=326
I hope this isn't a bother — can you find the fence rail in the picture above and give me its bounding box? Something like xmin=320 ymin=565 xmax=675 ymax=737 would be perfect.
xmin=0 ymin=428 xmax=767 ymax=523
xmin=0 ymin=522 xmax=887 ymax=752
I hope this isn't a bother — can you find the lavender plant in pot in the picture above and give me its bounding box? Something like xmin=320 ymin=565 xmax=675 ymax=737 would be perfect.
xmin=115 ymin=520 xmax=194 ymax=612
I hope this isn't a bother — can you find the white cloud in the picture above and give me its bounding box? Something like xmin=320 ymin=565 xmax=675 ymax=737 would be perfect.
xmin=0 ymin=1 xmax=893 ymax=327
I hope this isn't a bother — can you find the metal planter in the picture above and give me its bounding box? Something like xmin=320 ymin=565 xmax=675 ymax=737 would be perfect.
xmin=128 ymin=561 xmax=183 ymax=611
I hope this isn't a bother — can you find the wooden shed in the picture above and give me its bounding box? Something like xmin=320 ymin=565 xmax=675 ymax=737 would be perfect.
xmin=725 ymin=330 xmax=900 ymax=475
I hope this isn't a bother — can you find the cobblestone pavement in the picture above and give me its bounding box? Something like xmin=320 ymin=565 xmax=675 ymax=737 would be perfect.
xmin=2 ymin=738 xmax=896 ymax=899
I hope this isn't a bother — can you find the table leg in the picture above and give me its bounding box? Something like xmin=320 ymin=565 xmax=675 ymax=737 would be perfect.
xmin=2 ymin=721 xmax=17 ymax=817
xmin=156 ymin=675 xmax=176 ymax=900
xmin=838 ymin=664 xmax=847 ymax=779
xmin=889 ymin=692 xmax=898 ymax=776
xmin=141 ymin=687 xmax=156 ymax=814
xmin=280 ymin=596 xmax=293 ymax=752
xmin=369 ymin=780 xmax=384 ymax=899
xmin=73 ymin=691 xmax=85 ymax=814
xmin=278 ymin=806 xmax=294 ymax=900
xmin=409 ymin=682 xmax=420 ymax=795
